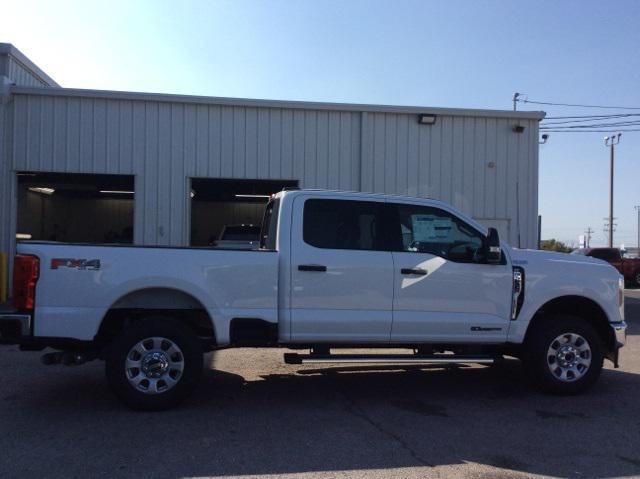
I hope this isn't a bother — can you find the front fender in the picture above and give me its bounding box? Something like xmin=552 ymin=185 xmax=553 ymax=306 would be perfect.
xmin=506 ymin=252 xmax=622 ymax=343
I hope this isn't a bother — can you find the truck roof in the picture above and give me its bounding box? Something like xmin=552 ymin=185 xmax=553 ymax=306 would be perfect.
xmin=279 ymin=188 xmax=439 ymax=203
xmin=276 ymin=188 xmax=484 ymax=232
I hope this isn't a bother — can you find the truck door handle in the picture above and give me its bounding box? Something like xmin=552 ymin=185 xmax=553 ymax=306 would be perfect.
xmin=298 ymin=264 xmax=327 ymax=272
xmin=401 ymin=268 xmax=427 ymax=276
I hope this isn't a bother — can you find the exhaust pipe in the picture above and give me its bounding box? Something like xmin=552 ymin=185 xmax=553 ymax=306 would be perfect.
xmin=41 ymin=352 xmax=64 ymax=365
xmin=41 ymin=351 xmax=88 ymax=366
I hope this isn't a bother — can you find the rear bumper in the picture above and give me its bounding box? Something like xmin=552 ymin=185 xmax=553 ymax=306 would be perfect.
xmin=0 ymin=312 xmax=32 ymax=342
xmin=0 ymin=311 xmax=91 ymax=351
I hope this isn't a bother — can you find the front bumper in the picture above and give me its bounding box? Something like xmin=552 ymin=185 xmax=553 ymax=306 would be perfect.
xmin=611 ymin=321 xmax=627 ymax=348
xmin=0 ymin=312 xmax=32 ymax=343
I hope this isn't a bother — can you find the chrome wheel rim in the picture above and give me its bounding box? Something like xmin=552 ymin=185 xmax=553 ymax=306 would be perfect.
xmin=125 ymin=337 xmax=184 ymax=394
xmin=547 ymin=333 xmax=591 ymax=382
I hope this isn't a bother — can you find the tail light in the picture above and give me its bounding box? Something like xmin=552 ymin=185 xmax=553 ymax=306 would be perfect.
xmin=12 ymin=255 xmax=40 ymax=311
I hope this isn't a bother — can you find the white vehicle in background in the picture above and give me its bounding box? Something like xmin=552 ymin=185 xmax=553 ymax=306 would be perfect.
xmin=212 ymin=224 xmax=261 ymax=250
xmin=0 ymin=189 xmax=627 ymax=410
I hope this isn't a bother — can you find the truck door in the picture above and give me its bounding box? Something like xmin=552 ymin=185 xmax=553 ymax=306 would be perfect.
xmin=289 ymin=195 xmax=393 ymax=342
xmin=387 ymin=201 xmax=512 ymax=343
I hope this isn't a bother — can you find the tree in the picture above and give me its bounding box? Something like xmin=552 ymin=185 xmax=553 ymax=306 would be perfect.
xmin=540 ymin=239 xmax=574 ymax=253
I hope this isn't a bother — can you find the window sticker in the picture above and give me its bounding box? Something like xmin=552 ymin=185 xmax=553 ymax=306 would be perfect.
xmin=411 ymin=215 xmax=452 ymax=241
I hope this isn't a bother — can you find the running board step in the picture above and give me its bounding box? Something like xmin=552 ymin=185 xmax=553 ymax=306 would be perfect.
xmin=283 ymin=353 xmax=496 ymax=365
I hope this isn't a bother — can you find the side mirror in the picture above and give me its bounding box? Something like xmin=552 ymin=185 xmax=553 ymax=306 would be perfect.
xmin=486 ymin=227 xmax=502 ymax=264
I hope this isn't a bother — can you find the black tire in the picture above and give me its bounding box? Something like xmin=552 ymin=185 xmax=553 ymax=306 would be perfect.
xmin=523 ymin=315 xmax=604 ymax=395
xmin=106 ymin=317 xmax=203 ymax=411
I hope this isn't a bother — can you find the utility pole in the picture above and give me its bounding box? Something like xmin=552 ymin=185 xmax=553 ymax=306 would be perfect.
xmin=584 ymin=227 xmax=594 ymax=248
xmin=604 ymin=133 xmax=622 ymax=247
xmin=603 ymin=217 xmax=617 ymax=249
xmin=635 ymin=205 xmax=640 ymax=248
xmin=512 ymin=92 xmax=520 ymax=111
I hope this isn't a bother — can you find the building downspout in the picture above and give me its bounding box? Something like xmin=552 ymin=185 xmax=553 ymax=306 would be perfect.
xmin=0 ymin=77 xmax=12 ymax=301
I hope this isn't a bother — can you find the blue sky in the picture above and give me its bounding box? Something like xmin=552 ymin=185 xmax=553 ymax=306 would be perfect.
xmin=4 ymin=0 xmax=640 ymax=247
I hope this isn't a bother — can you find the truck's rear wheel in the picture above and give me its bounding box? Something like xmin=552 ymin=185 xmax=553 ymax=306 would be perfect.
xmin=106 ymin=317 xmax=203 ymax=411
xmin=523 ymin=315 xmax=604 ymax=395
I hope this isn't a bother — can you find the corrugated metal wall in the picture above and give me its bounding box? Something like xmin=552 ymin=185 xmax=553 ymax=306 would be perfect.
xmin=2 ymin=90 xmax=540 ymax=253
xmin=8 ymin=93 xmax=363 ymax=246
xmin=4 ymin=57 xmax=51 ymax=87
xmin=0 ymin=100 xmax=17 ymax=273
xmin=360 ymin=112 xmax=539 ymax=247
xmin=0 ymin=49 xmax=54 ymax=87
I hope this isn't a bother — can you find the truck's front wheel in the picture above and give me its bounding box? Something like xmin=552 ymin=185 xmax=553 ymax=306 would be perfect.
xmin=523 ymin=315 xmax=604 ymax=395
xmin=106 ymin=317 xmax=203 ymax=411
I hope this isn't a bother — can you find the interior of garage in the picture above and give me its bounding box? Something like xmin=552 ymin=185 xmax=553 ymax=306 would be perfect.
xmin=190 ymin=178 xmax=298 ymax=247
xmin=17 ymin=173 xmax=135 ymax=244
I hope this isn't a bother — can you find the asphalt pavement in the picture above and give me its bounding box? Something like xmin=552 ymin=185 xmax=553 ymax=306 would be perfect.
xmin=1 ymin=292 xmax=639 ymax=479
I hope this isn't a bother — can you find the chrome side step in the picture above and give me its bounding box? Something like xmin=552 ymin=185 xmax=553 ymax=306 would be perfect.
xmin=283 ymin=353 xmax=496 ymax=365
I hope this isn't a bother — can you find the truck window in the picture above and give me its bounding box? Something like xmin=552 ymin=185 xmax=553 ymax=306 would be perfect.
xmin=260 ymin=199 xmax=279 ymax=250
xmin=389 ymin=203 xmax=485 ymax=263
xmin=303 ymin=199 xmax=385 ymax=251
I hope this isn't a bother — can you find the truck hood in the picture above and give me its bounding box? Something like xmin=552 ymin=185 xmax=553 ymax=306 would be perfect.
xmin=508 ymin=247 xmax=621 ymax=279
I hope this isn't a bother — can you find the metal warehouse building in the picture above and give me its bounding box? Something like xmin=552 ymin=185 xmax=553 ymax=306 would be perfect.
xmin=0 ymin=43 xmax=545 ymax=295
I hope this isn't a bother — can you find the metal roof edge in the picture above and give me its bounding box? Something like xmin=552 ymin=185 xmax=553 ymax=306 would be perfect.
xmin=9 ymin=85 xmax=546 ymax=120
xmin=0 ymin=43 xmax=60 ymax=87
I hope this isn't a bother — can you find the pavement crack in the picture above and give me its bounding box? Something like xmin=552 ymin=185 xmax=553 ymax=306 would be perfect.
xmin=338 ymin=387 xmax=436 ymax=469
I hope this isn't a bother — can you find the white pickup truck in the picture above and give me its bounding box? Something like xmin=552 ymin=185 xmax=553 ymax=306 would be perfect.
xmin=1 ymin=189 xmax=627 ymax=410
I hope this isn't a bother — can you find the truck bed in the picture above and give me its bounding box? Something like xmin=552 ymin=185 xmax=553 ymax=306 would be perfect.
xmin=17 ymin=241 xmax=279 ymax=344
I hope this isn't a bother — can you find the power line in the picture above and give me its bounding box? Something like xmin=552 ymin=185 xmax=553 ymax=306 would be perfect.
xmin=545 ymin=113 xmax=640 ymax=119
xmin=542 ymin=114 xmax=640 ymax=124
xmin=521 ymin=99 xmax=640 ymax=110
xmin=541 ymin=121 xmax=640 ymax=130
xmin=540 ymin=122 xmax=640 ymax=130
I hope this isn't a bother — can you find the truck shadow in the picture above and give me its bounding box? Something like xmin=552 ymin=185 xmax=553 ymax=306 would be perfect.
xmin=4 ymin=295 xmax=639 ymax=478
xmin=8 ymin=354 xmax=639 ymax=479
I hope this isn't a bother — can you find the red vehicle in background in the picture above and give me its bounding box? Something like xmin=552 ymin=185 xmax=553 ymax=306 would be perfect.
xmin=573 ymin=247 xmax=640 ymax=287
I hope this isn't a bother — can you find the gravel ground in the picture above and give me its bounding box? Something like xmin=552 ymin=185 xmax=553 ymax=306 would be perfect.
xmin=0 ymin=291 xmax=639 ymax=479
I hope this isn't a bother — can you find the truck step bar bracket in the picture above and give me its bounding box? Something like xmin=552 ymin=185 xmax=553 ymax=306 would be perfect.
xmin=283 ymin=352 xmax=498 ymax=365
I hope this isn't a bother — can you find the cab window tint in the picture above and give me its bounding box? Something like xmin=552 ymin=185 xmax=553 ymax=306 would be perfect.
xmin=392 ymin=204 xmax=485 ymax=263
xmin=303 ymin=199 xmax=385 ymax=251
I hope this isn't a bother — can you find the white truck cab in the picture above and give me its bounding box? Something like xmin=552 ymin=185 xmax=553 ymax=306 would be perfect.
xmin=0 ymin=189 xmax=627 ymax=410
